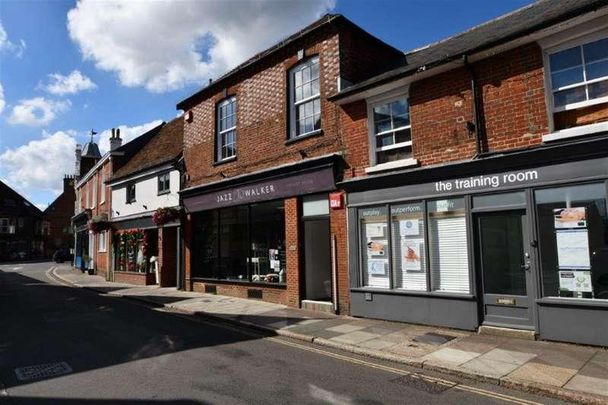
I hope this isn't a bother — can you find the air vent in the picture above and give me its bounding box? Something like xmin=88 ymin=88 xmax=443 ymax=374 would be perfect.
xmin=204 ymin=284 xmax=217 ymax=294
xmin=247 ymin=289 xmax=263 ymax=299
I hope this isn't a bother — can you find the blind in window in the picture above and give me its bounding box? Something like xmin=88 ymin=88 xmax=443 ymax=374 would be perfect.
xmin=429 ymin=215 xmax=470 ymax=293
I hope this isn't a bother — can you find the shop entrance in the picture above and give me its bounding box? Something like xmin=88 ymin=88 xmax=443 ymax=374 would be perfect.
xmin=476 ymin=210 xmax=534 ymax=329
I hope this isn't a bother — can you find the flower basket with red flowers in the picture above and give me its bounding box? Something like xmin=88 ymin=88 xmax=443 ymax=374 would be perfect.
xmin=152 ymin=207 xmax=181 ymax=226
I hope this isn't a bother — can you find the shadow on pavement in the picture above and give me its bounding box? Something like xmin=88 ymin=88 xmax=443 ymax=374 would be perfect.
xmin=5 ymin=398 xmax=208 ymax=404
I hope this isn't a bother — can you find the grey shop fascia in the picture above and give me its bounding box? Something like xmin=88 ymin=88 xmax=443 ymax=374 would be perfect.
xmin=340 ymin=136 xmax=608 ymax=347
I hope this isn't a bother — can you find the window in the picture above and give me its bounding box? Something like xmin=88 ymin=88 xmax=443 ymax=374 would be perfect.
xmin=98 ymin=231 xmax=107 ymax=252
xmin=548 ymin=36 xmax=608 ymax=111
xmin=126 ymin=183 xmax=136 ymax=204
xmin=17 ymin=218 xmax=24 ymax=228
xmin=0 ymin=218 xmax=13 ymax=234
xmin=92 ymin=176 xmax=97 ymax=207
xmin=370 ymin=96 xmax=412 ymax=165
xmin=158 ymin=172 xmax=170 ymax=195
xmin=192 ymin=201 xmax=286 ymax=284
xmin=358 ymin=197 xmax=470 ymax=294
xmin=289 ymin=57 xmax=320 ymax=138
xmin=100 ymin=172 xmax=106 ymax=203
xmin=216 ymin=97 xmax=237 ymax=161
xmin=535 ymin=183 xmax=608 ymax=300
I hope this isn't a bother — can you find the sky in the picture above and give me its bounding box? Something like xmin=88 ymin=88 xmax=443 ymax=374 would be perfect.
xmin=0 ymin=0 xmax=534 ymax=210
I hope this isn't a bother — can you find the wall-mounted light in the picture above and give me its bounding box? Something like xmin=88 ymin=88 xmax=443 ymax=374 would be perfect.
xmin=299 ymin=150 xmax=307 ymax=159
xmin=142 ymin=204 xmax=148 ymax=210
xmin=220 ymin=172 xmax=227 ymax=178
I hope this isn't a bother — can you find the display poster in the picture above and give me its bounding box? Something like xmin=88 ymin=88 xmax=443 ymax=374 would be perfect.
xmin=366 ymin=223 xmax=386 ymax=238
xmin=399 ymin=219 xmax=419 ymax=236
xmin=401 ymin=239 xmax=423 ymax=271
xmin=368 ymin=259 xmax=387 ymax=276
xmin=556 ymin=230 xmax=591 ymax=269
xmin=554 ymin=207 xmax=587 ymax=229
xmin=270 ymin=260 xmax=281 ymax=270
xmin=436 ymin=200 xmax=451 ymax=212
xmin=268 ymin=249 xmax=278 ymax=261
xmin=367 ymin=240 xmax=387 ymax=257
xmin=559 ymin=270 xmax=593 ymax=293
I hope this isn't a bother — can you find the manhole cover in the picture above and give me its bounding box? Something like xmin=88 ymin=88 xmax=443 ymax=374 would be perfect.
xmin=15 ymin=362 xmax=72 ymax=381
xmin=391 ymin=374 xmax=455 ymax=394
xmin=412 ymin=332 xmax=456 ymax=346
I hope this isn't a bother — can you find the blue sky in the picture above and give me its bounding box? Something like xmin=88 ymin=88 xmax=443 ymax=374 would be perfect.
xmin=0 ymin=0 xmax=533 ymax=209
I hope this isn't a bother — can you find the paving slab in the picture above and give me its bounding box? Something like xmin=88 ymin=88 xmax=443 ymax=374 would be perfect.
xmin=477 ymin=348 xmax=537 ymax=366
xmin=329 ymin=330 xmax=380 ymax=345
xmin=422 ymin=347 xmax=481 ymax=366
xmin=505 ymin=362 xmax=578 ymax=387
xmin=326 ymin=323 xmax=368 ymax=334
xmin=564 ymin=374 xmax=608 ymax=397
xmin=461 ymin=357 xmax=520 ymax=379
xmin=358 ymin=338 xmax=398 ymax=351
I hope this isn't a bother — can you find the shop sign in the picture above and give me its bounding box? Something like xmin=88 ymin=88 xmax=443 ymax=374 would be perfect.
xmin=434 ymin=170 xmax=539 ymax=192
xmin=329 ymin=192 xmax=343 ymax=209
xmin=184 ymin=167 xmax=335 ymax=212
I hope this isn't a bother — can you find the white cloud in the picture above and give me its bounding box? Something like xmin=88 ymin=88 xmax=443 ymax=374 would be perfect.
xmin=7 ymin=97 xmax=71 ymax=126
xmin=67 ymin=0 xmax=335 ymax=93
xmin=36 ymin=203 xmax=49 ymax=211
xmin=0 ymin=21 xmax=26 ymax=58
xmin=0 ymin=130 xmax=77 ymax=195
xmin=97 ymin=119 xmax=163 ymax=153
xmin=0 ymin=82 xmax=5 ymax=114
xmin=43 ymin=70 xmax=97 ymax=96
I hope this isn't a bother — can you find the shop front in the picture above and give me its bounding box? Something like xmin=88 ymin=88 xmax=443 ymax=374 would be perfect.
xmin=72 ymin=210 xmax=90 ymax=271
xmin=343 ymin=138 xmax=608 ymax=346
xmin=181 ymin=155 xmax=341 ymax=310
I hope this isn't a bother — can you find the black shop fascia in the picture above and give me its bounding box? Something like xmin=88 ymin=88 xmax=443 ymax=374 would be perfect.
xmin=339 ymin=133 xmax=608 ymax=347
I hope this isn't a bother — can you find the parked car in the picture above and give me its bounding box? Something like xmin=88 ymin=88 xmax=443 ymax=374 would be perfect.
xmin=53 ymin=249 xmax=73 ymax=263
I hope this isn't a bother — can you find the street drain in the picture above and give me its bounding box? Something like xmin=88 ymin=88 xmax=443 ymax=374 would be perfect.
xmin=14 ymin=362 xmax=72 ymax=381
xmin=412 ymin=332 xmax=456 ymax=346
xmin=391 ymin=374 xmax=455 ymax=394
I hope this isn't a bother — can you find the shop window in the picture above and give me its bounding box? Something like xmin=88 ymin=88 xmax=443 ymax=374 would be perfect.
xmin=158 ymin=172 xmax=170 ymax=195
xmin=369 ymin=96 xmax=412 ymax=166
xmin=535 ymin=183 xmax=608 ymax=300
xmin=192 ymin=201 xmax=286 ymax=284
xmin=216 ymin=97 xmax=237 ymax=161
xmin=289 ymin=56 xmax=320 ymax=139
xmin=360 ymin=206 xmax=390 ymax=288
xmin=428 ymin=198 xmax=470 ymax=294
xmin=391 ymin=202 xmax=427 ymax=291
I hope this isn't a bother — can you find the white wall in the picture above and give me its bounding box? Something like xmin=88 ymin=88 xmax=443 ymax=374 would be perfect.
xmin=111 ymin=170 xmax=180 ymax=219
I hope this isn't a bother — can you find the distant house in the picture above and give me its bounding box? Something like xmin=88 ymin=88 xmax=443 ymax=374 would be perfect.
xmin=42 ymin=175 xmax=76 ymax=258
xmin=0 ymin=181 xmax=44 ymax=261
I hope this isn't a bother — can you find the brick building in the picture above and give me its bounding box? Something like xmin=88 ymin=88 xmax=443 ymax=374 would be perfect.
xmin=331 ymin=0 xmax=608 ymax=346
xmin=0 ymin=181 xmax=44 ymax=261
xmin=177 ymin=14 xmax=404 ymax=313
xmin=43 ymin=175 xmax=76 ymax=258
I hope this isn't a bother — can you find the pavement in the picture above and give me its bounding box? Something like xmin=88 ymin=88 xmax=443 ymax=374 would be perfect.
xmin=52 ymin=264 xmax=608 ymax=404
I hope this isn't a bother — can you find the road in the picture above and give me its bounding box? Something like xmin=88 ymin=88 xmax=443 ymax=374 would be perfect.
xmin=0 ymin=262 xmax=569 ymax=404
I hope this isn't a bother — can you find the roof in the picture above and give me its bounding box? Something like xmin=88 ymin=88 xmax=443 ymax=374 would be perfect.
xmin=81 ymin=141 xmax=101 ymax=158
xmin=0 ymin=180 xmax=42 ymax=217
xmin=331 ymin=0 xmax=608 ymax=100
xmin=110 ymin=117 xmax=183 ymax=182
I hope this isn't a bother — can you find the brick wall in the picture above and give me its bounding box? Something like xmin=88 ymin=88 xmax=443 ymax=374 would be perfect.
xmin=284 ymin=197 xmax=300 ymax=307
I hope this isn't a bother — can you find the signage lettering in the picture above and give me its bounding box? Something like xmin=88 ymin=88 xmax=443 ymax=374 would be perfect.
xmin=435 ymin=170 xmax=538 ymax=192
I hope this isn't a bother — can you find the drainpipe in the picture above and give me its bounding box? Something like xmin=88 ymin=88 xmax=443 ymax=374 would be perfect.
xmin=463 ymin=55 xmax=485 ymax=157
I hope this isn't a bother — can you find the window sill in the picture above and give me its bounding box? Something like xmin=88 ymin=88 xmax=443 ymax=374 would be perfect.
xmin=364 ymin=158 xmax=418 ymax=174
xmin=536 ymin=297 xmax=608 ymax=308
xmin=351 ymin=287 xmax=474 ymax=300
xmin=191 ymin=277 xmax=287 ymax=289
xmin=213 ymin=156 xmax=237 ymax=167
xmin=542 ymin=121 xmax=608 ymax=143
xmin=157 ymin=191 xmax=170 ymax=196
xmin=285 ymin=129 xmax=323 ymax=145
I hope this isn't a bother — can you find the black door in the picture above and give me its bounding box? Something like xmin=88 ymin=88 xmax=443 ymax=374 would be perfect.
xmin=476 ymin=210 xmax=534 ymax=328
xmin=303 ymin=218 xmax=331 ymax=301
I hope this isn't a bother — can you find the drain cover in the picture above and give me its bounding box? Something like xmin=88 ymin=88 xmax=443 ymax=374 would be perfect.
xmin=15 ymin=362 xmax=72 ymax=381
xmin=412 ymin=332 xmax=456 ymax=346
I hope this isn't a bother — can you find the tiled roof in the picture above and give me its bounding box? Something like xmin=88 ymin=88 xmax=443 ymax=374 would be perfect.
xmin=111 ymin=117 xmax=183 ymax=182
xmin=0 ymin=180 xmax=42 ymax=217
xmin=331 ymin=0 xmax=608 ymax=100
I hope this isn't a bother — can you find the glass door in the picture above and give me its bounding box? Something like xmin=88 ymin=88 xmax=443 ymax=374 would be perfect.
xmin=476 ymin=210 xmax=534 ymax=328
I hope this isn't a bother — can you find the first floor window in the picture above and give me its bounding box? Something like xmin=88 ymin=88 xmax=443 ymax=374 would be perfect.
xmin=158 ymin=172 xmax=170 ymax=194
xmin=289 ymin=56 xmax=321 ymax=138
xmin=192 ymin=201 xmax=286 ymax=284
xmin=535 ymin=183 xmax=608 ymax=300
xmin=217 ymin=97 xmax=237 ymax=161
xmin=370 ymin=96 xmax=412 ymax=165
xmin=0 ymin=218 xmax=11 ymax=234
xmin=126 ymin=183 xmax=136 ymax=203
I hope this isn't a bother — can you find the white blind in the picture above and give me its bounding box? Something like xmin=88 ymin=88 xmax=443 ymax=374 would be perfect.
xmin=429 ymin=216 xmax=470 ymax=293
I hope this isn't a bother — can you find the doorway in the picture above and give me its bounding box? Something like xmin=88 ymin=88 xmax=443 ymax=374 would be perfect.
xmin=301 ymin=195 xmax=332 ymax=303
xmin=475 ymin=210 xmax=534 ymax=329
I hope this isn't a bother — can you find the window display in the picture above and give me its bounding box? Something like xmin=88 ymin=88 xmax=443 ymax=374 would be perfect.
xmin=535 ymin=183 xmax=608 ymax=300
xmin=391 ymin=202 xmax=426 ymax=291
xmin=360 ymin=206 xmax=389 ymax=288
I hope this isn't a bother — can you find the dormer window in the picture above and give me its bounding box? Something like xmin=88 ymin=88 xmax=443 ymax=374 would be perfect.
xmin=289 ymin=56 xmax=320 ymax=139
xmin=216 ymin=97 xmax=237 ymax=161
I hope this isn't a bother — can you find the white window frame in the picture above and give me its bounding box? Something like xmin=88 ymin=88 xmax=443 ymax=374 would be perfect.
xmin=365 ymin=89 xmax=417 ymax=173
xmin=289 ymin=56 xmax=321 ymax=139
xmin=158 ymin=172 xmax=171 ymax=195
xmin=540 ymin=22 xmax=608 ymax=141
xmin=98 ymin=231 xmax=107 ymax=252
xmin=92 ymin=175 xmax=97 ymax=208
xmin=216 ymin=97 xmax=237 ymax=161
xmin=100 ymin=171 xmax=106 ymax=204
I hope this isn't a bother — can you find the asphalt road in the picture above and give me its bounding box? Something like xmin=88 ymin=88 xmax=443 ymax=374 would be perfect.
xmin=0 ymin=262 xmax=569 ymax=405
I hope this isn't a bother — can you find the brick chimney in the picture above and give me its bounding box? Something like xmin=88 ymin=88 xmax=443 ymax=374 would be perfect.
xmin=75 ymin=144 xmax=82 ymax=177
xmin=63 ymin=175 xmax=75 ymax=192
xmin=110 ymin=128 xmax=123 ymax=151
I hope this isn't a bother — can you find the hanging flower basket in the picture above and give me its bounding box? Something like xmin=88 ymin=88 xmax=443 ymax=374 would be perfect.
xmin=152 ymin=207 xmax=181 ymax=226
xmin=88 ymin=214 xmax=111 ymax=233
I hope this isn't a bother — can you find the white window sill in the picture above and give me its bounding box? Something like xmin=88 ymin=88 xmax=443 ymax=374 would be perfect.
xmin=365 ymin=158 xmax=418 ymax=174
xmin=543 ymin=121 xmax=608 ymax=142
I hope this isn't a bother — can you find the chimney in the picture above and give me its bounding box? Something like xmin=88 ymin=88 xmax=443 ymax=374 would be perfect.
xmin=75 ymin=144 xmax=82 ymax=177
xmin=110 ymin=128 xmax=122 ymax=151
xmin=63 ymin=175 xmax=74 ymax=192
